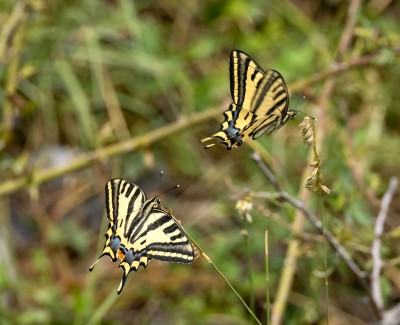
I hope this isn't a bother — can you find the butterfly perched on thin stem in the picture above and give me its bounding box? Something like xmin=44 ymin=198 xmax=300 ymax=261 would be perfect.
xmin=90 ymin=178 xmax=195 ymax=294
xmin=201 ymin=50 xmax=297 ymax=150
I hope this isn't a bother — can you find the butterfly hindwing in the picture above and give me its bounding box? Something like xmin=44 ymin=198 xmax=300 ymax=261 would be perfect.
xmin=90 ymin=179 xmax=195 ymax=294
xmin=89 ymin=179 xmax=145 ymax=265
xmin=201 ymin=50 xmax=296 ymax=149
xmin=145 ymin=207 xmax=195 ymax=262
xmin=201 ymin=103 xmax=256 ymax=149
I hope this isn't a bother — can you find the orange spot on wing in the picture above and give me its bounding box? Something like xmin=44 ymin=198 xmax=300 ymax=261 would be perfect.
xmin=117 ymin=249 xmax=125 ymax=261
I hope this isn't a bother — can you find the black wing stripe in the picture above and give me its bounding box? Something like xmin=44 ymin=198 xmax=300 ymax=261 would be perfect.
xmin=106 ymin=179 xmax=121 ymax=221
xmin=126 ymin=187 xmax=142 ymax=217
xmin=124 ymin=183 xmax=134 ymax=197
xmin=147 ymin=243 xmax=194 ymax=263
xmin=149 ymin=213 xmax=170 ymax=230
xmin=120 ymin=179 xmax=129 ymax=194
xmin=237 ymin=57 xmax=251 ymax=107
xmin=252 ymin=73 xmax=280 ymax=112
xmin=230 ymin=50 xmax=265 ymax=109
xmin=125 ymin=186 xmax=146 ymax=236
xmin=163 ymin=223 xmax=180 ymax=234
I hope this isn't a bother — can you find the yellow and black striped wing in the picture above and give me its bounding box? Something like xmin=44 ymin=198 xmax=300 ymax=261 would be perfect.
xmin=250 ymin=69 xmax=289 ymax=117
xmin=89 ymin=179 xmax=145 ymax=265
xmin=245 ymin=69 xmax=293 ymax=139
xmin=230 ymin=49 xmax=265 ymax=110
xmin=201 ymin=103 xmax=256 ymax=149
xmin=90 ymin=179 xmax=195 ymax=294
xmin=201 ymin=50 xmax=295 ymax=150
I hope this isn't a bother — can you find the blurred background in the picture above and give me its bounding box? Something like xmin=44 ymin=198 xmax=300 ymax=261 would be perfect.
xmin=1 ymin=0 xmax=400 ymax=324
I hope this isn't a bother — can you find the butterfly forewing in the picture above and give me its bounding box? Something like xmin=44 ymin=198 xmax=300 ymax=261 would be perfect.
xmin=90 ymin=178 xmax=195 ymax=294
xmin=251 ymin=70 xmax=289 ymax=116
xmin=230 ymin=50 xmax=265 ymax=109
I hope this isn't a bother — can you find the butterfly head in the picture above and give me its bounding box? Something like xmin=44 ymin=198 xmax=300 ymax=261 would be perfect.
xmin=149 ymin=196 xmax=161 ymax=208
xmin=287 ymin=110 xmax=297 ymax=120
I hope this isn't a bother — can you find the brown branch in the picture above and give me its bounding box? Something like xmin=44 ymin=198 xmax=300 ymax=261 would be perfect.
xmin=254 ymin=203 xmax=324 ymax=244
xmin=252 ymin=152 xmax=367 ymax=280
xmin=289 ymin=53 xmax=384 ymax=93
xmin=269 ymin=1 xmax=369 ymax=324
xmin=101 ymin=67 xmax=131 ymax=141
xmin=0 ymin=108 xmax=220 ymax=197
xmin=337 ymin=0 xmax=361 ymax=58
xmin=252 ymin=151 xmax=385 ymax=319
xmin=371 ymin=177 xmax=398 ymax=312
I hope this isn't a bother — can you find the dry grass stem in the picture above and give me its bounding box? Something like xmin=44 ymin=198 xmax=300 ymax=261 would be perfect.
xmin=371 ymin=177 xmax=398 ymax=313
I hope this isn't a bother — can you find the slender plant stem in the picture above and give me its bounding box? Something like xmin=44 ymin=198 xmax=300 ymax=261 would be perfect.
xmin=251 ymin=152 xmax=382 ymax=319
xmin=265 ymin=230 xmax=270 ymax=325
xmin=87 ymin=290 xmax=119 ymax=325
xmin=252 ymin=152 xmax=365 ymax=277
xmin=319 ymin=191 xmax=330 ymax=324
xmin=371 ymin=177 xmax=398 ymax=313
xmin=187 ymin=234 xmax=262 ymax=325
xmin=243 ymin=223 xmax=255 ymax=322
xmin=265 ymin=2 xmax=365 ymax=323
xmin=0 ymin=0 xmax=29 ymax=62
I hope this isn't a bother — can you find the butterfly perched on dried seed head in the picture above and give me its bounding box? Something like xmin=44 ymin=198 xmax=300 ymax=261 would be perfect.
xmin=201 ymin=50 xmax=296 ymax=150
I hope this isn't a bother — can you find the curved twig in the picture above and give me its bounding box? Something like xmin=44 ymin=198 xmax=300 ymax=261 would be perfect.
xmin=371 ymin=177 xmax=398 ymax=312
xmin=252 ymin=152 xmax=367 ymax=280
xmin=0 ymin=108 xmax=220 ymax=197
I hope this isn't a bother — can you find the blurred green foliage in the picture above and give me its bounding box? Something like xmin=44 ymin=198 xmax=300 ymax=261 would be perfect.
xmin=1 ymin=0 xmax=400 ymax=324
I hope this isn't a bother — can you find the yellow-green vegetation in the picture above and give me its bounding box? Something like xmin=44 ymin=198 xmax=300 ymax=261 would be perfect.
xmin=1 ymin=1 xmax=400 ymax=324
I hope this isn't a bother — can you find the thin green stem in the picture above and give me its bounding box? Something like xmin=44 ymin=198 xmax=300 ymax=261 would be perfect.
xmin=243 ymin=224 xmax=255 ymax=321
xmin=87 ymin=291 xmax=119 ymax=325
xmin=319 ymin=191 xmax=330 ymax=324
xmin=311 ymin=116 xmax=330 ymax=323
xmin=265 ymin=230 xmax=270 ymax=325
xmin=187 ymin=233 xmax=262 ymax=325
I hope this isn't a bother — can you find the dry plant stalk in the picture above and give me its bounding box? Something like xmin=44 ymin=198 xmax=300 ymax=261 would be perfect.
xmin=299 ymin=117 xmax=331 ymax=195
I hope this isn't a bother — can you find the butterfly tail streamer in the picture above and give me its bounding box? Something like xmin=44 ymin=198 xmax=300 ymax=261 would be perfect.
xmin=89 ymin=258 xmax=101 ymax=272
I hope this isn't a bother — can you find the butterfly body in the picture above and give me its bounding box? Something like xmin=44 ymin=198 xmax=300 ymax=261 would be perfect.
xmin=202 ymin=50 xmax=296 ymax=150
xmin=90 ymin=179 xmax=195 ymax=294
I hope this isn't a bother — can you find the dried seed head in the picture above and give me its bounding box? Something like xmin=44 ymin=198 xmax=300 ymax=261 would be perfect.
xmin=305 ymin=167 xmax=320 ymax=192
xmin=320 ymin=184 xmax=332 ymax=195
xmin=236 ymin=196 xmax=253 ymax=223
xmin=299 ymin=116 xmax=315 ymax=147
xmin=305 ymin=162 xmax=332 ymax=194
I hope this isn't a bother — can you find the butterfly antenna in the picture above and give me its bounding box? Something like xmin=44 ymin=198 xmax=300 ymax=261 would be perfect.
xmin=293 ymin=96 xmax=317 ymax=120
xmin=154 ymin=170 xmax=180 ymax=198
xmin=296 ymin=110 xmax=317 ymax=120
xmin=154 ymin=170 xmax=164 ymax=197
xmin=160 ymin=184 xmax=180 ymax=196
